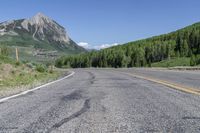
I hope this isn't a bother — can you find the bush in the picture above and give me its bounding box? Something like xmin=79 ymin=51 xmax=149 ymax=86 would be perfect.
xmin=15 ymin=61 xmax=20 ymax=66
xmin=196 ymin=55 xmax=200 ymax=65
xmin=26 ymin=63 xmax=34 ymax=69
xmin=36 ymin=64 xmax=47 ymax=73
xmin=0 ymin=47 xmax=9 ymax=56
xmin=55 ymin=57 xmax=64 ymax=68
xmin=190 ymin=55 xmax=198 ymax=66
xmin=49 ymin=69 xmax=54 ymax=74
xmin=19 ymin=72 xmax=25 ymax=77
xmin=45 ymin=62 xmax=52 ymax=67
xmin=22 ymin=60 xmax=29 ymax=64
xmin=11 ymin=70 xmax=15 ymax=75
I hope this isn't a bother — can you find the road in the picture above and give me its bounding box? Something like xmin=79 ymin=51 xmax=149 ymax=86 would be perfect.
xmin=118 ymin=68 xmax=200 ymax=90
xmin=0 ymin=68 xmax=200 ymax=132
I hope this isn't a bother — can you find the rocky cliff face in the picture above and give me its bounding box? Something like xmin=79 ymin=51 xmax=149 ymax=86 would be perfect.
xmin=0 ymin=13 xmax=85 ymax=53
xmin=21 ymin=13 xmax=70 ymax=43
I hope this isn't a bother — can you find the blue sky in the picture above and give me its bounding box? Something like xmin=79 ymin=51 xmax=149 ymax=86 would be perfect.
xmin=0 ymin=0 xmax=200 ymax=49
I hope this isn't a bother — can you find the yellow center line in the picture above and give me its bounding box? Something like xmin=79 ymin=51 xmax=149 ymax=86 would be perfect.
xmin=119 ymin=71 xmax=200 ymax=96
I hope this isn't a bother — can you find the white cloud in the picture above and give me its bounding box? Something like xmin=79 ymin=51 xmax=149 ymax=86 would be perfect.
xmin=78 ymin=42 xmax=120 ymax=50
xmin=97 ymin=43 xmax=119 ymax=49
xmin=77 ymin=42 xmax=90 ymax=49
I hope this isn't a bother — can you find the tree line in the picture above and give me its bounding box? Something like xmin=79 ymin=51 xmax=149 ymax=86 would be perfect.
xmin=56 ymin=22 xmax=200 ymax=68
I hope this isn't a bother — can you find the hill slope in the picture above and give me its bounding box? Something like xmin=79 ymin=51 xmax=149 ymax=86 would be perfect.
xmin=0 ymin=13 xmax=86 ymax=61
xmin=56 ymin=22 xmax=200 ymax=68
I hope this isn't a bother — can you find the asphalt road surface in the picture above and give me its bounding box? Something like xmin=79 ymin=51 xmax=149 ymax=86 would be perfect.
xmin=118 ymin=68 xmax=200 ymax=90
xmin=0 ymin=68 xmax=200 ymax=133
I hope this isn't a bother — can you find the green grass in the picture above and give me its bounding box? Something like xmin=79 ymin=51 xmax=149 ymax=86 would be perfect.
xmin=0 ymin=55 xmax=62 ymax=91
xmin=151 ymin=57 xmax=191 ymax=67
xmin=0 ymin=70 xmax=60 ymax=89
xmin=0 ymin=55 xmax=15 ymax=64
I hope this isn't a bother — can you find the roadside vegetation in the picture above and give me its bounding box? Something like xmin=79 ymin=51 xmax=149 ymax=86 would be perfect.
xmin=0 ymin=47 xmax=62 ymax=97
xmin=56 ymin=22 xmax=200 ymax=68
xmin=151 ymin=57 xmax=190 ymax=67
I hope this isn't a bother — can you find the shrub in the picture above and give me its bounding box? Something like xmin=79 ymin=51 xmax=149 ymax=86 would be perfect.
xmin=55 ymin=57 xmax=64 ymax=68
xmin=19 ymin=72 xmax=25 ymax=77
xmin=190 ymin=55 xmax=196 ymax=66
xmin=11 ymin=70 xmax=15 ymax=75
xmin=45 ymin=62 xmax=52 ymax=67
xmin=49 ymin=69 xmax=54 ymax=74
xmin=0 ymin=47 xmax=9 ymax=56
xmin=34 ymin=74 xmax=38 ymax=78
xmin=36 ymin=64 xmax=47 ymax=73
xmin=15 ymin=61 xmax=20 ymax=66
xmin=22 ymin=60 xmax=29 ymax=64
xmin=196 ymin=55 xmax=200 ymax=65
xmin=26 ymin=63 xmax=34 ymax=69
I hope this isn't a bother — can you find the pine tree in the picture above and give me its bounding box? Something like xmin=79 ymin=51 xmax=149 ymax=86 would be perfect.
xmin=182 ymin=40 xmax=189 ymax=56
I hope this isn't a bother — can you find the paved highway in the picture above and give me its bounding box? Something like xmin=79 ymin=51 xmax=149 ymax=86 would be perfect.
xmin=0 ymin=69 xmax=200 ymax=132
xmin=119 ymin=68 xmax=200 ymax=90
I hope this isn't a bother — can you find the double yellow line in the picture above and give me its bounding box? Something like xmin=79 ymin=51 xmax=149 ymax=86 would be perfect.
xmin=120 ymin=71 xmax=200 ymax=96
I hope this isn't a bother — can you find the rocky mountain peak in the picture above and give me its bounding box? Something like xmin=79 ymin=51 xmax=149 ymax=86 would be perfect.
xmin=0 ymin=13 xmax=86 ymax=53
xmin=21 ymin=12 xmax=70 ymax=43
xmin=31 ymin=12 xmax=52 ymax=25
xmin=34 ymin=12 xmax=48 ymax=19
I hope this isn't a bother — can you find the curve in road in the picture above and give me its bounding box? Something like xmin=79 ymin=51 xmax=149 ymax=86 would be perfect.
xmin=0 ymin=69 xmax=200 ymax=132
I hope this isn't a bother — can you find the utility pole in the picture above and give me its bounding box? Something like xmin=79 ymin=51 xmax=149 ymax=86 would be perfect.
xmin=16 ymin=47 xmax=19 ymax=62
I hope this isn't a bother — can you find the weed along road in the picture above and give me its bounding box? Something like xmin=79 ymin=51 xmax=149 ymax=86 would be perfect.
xmin=0 ymin=69 xmax=200 ymax=132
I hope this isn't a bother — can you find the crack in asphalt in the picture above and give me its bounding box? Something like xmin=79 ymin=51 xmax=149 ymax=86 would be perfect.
xmin=182 ymin=116 xmax=200 ymax=120
xmin=22 ymin=90 xmax=87 ymax=133
xmin=61 ymin=90 xmax=83 ymax=101
xmin=87 ymin=71 xmax=95 ymax=80
xmin=22 ymin=71 xmax=95 ymax=132
xmin=48 ymin=99 xmax=91 ymax=132
xmin=87 ymin=71 xmax=96 ymax=85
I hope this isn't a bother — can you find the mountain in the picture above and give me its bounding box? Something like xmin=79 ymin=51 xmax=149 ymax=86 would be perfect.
xmin=56 ymin=22 xmax=200 ymax=68
xmin=0 ymin=13 xmax=86 ymax=55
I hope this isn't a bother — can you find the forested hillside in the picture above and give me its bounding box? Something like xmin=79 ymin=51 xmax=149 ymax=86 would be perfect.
xmin=56 ymin=22 xmax=200 ymax=68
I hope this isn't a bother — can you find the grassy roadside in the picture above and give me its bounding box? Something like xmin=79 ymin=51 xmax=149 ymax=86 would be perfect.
xmin=151 ymin=57 xmax=191 ymax=67
xmin=0 ymin=55 xmax=65 ymax=98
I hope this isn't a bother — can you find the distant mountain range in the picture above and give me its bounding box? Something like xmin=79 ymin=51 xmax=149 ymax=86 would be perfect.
xmin=0 ymin=13 xmax=86 ymax=54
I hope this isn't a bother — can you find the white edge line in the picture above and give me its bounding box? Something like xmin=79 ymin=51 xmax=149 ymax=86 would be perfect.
xmin=0 ymin=71 xmax=75 ymax=103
